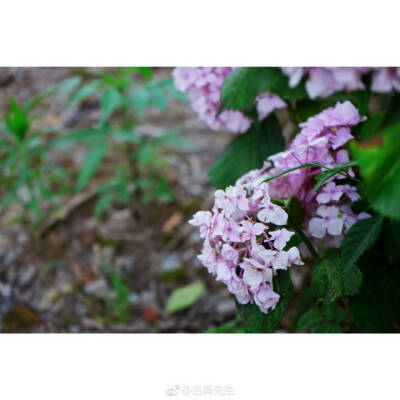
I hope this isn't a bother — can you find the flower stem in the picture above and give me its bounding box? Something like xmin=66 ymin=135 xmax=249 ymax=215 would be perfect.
xmin=288 ymin=215 xmax=320 ymax=261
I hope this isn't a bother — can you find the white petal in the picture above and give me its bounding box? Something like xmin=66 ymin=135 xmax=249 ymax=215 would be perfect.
xmin=308 ymin=218 xmax=326 ymax=238
xmin=287 ymin=247 xmax=303 ymax=265
xmin=316 ymin=192 xmax=330 ymax=204
xmin=270 ymin=206 xmax=288 ymax=226
xmin=327 ymin=218 xmax=343 ymax=236
xmin=272 ymin=252 xmax=289 ymax=270
xmin=216 ymin=263 xmax=232 ymax=282
xmin=188 ymin=211 xmax=212 ymax=226
xmin=257 ymin=208 xmax=269 ymax=223
xmin=253 ymin=223 xmax=267 ymax=236
xmin=245 ymin=258 xmax=265 ymax=270
xmin=243 ymin=269 xmax=263 ymax=287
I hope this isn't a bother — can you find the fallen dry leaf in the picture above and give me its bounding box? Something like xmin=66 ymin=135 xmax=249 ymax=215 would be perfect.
xmin=142 ymin=305 xmax=159 ymax=324
xmin=162 ymin=212 xmax=183 ymax=234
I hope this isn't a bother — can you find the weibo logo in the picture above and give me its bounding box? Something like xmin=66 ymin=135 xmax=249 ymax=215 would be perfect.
xmin=165 ymin=385 xmax=180 ymax=396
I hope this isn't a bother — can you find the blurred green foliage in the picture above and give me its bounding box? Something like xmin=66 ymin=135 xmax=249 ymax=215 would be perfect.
xmin=56 ymin=67 xmax=192 ymax=217
xmin=0 ymin=67 xmax=190 ymax=228
xmin=0 ymin=91 xmax=70 ymax=228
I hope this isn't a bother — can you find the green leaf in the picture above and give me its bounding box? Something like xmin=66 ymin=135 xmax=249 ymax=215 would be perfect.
xmin=351 ymin=122 xmax=400 ymax=219
xmin=166 ymin=281 xmax=205 ymax=314
xmin=164 ymin=78 xmax=189 ymax=103
xmin=101 ymin=264 xmax=132 ymax=321
xmin=263 ymin=162 xmax=325 ymax=184
xmin=156 ymin=129 xmax=195 ymax=149
xmin=132 ymin=67 xmax=153 ymax=81
xmin=66 ymin=80 xmax=102 ymax=108
xmin=206 ymin=316 xmax=244 ymax=333
xmin=95 ymin=192 xmax=114 ymax=217
xmin=312 ymin=255 xmax=343 ymax=303
xmin=350 ymin=249 xmax=400 ymax=332
xmin=313 ymin=161 xmax=358 ymax=191
xmin=131 ymin=88 xmax=150 ymax=116
xmin=341 ymin=216 xmax=384 ymax=271
xmin=53 ymin=129 xmax=108 ymax=146
xmin=296 ymin=302 xmax=346 ymax=332
xmin=154 ymin=178 xmax=175 ymax=203
xmin=353 ymin=94 xmax=400 ymax=140
xmin=100 ymin=89 xmax=120 ymax=123
xmin=382 ymin=93 xmax=400 ymax=129
xmin=324 ymin=302 xmax=347 ymax=323
xmin=357 ymin=112 xmax=384 ymax=141
xmin=99 ymin=71 xmax=128 ymax=90
xmin=340 ymin=263 xmax=363 ymax=297
xmin=151 ymin=88 xmax=167 ymax=112
xmin=23 ymin=89 xmax=54 ymax=114
xmin=0 ymin=153 xmax=17 ymax=171
xmin=314 ymin=323 xmax=342 ymax=333
xmin=112 ymin=129 xmax=141 ymax=143
xmin=313 ymin=250 xmax=363 ymax=303
xmin=209 ymin=113 xmax=285 ymax=189
xmin=220 ymin=67 xmax=306 ymax=113
xmin=295 ymin=99 xmax=328 ymax=123
xmin=296 ymin=309 xmax=323 ymax=332
xmin=383 ymin=219 xmax=400 ymax=262
xmin=55 ymin=76 xmax=82 ymax=102
xmin=5 ymin=96 xmax=30 ymax=141
xmin=137 ymin=143 xmax=156 ymax=165
xmin=76 ymin=142 xmax=108 ymax=192
xmin=238 ymin=269 xmax=293 ymax=333
xmin=286 ymin=197 xmax=305 ymax=225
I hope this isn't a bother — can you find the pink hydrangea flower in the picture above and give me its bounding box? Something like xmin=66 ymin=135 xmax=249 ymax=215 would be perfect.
xmin=174 ymin=67 xmax=400 ymax=137
xmin=253 ymin=282 xmax=280 ymax=314
xmin=371 ymin=67 xmax=400 ymax=92
xmin=237 ymin=101 xmax=368 ymax=249
xmin=281 ymin=67 xmax=304 ymax=88
xmin=316 ymin=182 xmax=344 ymax=204
xmin=282 ymin=67 xmax=366 ymax=99
xmin=257 ymin=201 xmax=288 ymax=226
xmin=172 ymin=67 xmax=285 ymax=133
xmin=308 ymin=205 xmax=344 ymax=238
xmin=256 ymin=93 xmax=286 ymax=121
xmin=282 ymin=67 xmax=400 ymax=97
xmin=218 ymin=109 xmax=252 ymax=133
xmin=269 ymin=228 xmax=294 ymax=251
xmin=189 ymin=181 xmax=302 ymax=315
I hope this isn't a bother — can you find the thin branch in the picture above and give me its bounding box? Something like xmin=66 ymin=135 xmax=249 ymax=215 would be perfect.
xmin=288 ymin=215 xmax=320 ymax=261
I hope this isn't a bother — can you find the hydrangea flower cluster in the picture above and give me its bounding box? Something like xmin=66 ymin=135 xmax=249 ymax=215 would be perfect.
xmin=189 ymin=182 xmax=303 ymax=314
xmin=172 ymin=67 xmax=285 ymax=133
xmin=370 ymin=67 xmax=400 ymax=92
xmin=237 ymin=101 xmax=370 ymax=249
xmin=173 ymin=68 xmax=400 ymax=134
xmin=282 ymin=67 xmax=400 ymax=98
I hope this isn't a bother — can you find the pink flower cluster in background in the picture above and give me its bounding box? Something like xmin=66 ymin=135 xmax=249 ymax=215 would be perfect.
xmin=189 ymin=183 xmax=303 ymax=314
xmin=172 ymin=67 xmax=285 ymax=133
xmin=237 ymin=101 xmax=370 ymax=250
xmin=173 ymin=67 xmax=400 ymax=134
xmin=282 ymin=67 xmax=400 ymax=98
